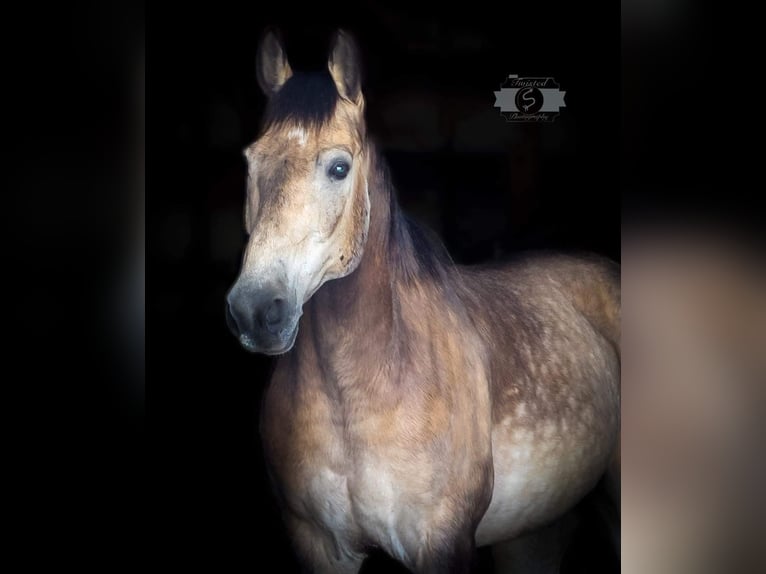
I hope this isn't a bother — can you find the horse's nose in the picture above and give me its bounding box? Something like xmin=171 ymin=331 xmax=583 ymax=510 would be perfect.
xmin=226 ymin=287 xmax=290 ymax=340
xmin=257 ymin=297 xmax=287 ymax=334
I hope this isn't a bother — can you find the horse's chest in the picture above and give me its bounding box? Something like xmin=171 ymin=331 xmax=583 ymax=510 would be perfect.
xmin=263 ymin=361 xmax=489 ymax=561
xmin=300 ymin=443 xmax=425 ymax=561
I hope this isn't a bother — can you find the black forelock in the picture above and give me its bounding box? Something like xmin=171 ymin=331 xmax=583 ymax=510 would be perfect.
xmin=262 ymin=70 xmax=339 ymax=131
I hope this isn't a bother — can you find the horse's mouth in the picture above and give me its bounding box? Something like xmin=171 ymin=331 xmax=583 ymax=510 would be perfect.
xmin=239 ymin=323 xmax=298 ymax=356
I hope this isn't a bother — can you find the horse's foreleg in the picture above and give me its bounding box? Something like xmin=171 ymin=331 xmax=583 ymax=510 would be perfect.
xmin=285 ymin=515 xmax=364 ymax=574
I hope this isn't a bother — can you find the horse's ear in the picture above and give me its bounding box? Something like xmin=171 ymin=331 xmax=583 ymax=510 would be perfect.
xmin=257 ymin=29 xmax=293 ymax=96
xmin=328 ymin=30 xmax=362 ymax=104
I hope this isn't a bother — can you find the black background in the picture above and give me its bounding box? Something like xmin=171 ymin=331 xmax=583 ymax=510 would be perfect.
xmin=3 ymin=1 xmax=618 ymax=571
xmin=6 ymin=0 xmax=763 ymax=570
xmin=149 ymin=2 xmax=618 ymax=572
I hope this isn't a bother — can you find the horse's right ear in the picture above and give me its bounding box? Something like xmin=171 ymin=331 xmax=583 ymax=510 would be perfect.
xmin=256 ymin=29 xmax=293 ymax=96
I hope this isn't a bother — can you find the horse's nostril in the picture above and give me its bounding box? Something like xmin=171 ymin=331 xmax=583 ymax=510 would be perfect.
xmin=250 ymin=292 xmax=289 ymax=336
xmin=265 ymin=298 xmax=286 ymax=328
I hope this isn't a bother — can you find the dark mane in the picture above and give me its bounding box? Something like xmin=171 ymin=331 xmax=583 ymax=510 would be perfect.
xmin=263 ymin=71 xmax=339 ymax=130
xmin=357 ymin=148 xmax=455 ymax=284
xmin=397 ymin=214 xmax=455 ymax=280
xmin=384 ymin=186 xmax=454 ymax=283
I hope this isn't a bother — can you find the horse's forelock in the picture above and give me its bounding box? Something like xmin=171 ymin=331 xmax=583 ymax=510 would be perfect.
xmin=262 ymin=70 xmax=340 ymax=132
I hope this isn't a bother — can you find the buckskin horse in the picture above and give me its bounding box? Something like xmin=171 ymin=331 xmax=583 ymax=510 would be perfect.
xmin=225 ymin=29 xmax=620 ymax=574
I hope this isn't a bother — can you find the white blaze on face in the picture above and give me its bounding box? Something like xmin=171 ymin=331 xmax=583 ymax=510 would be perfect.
xmin=286 ymin=127 xmax=308 ymax=147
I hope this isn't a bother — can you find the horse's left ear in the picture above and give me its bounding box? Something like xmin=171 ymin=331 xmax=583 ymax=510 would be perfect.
xmin=328 ymin=30 xmax=362 ymax=105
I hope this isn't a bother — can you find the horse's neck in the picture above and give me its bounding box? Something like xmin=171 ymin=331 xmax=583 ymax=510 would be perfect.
xmin=297 ymin=149 xmax=409 ymax=392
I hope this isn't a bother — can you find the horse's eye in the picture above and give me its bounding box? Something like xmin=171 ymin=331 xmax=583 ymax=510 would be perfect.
xmin=328 ymin=161 xmax=350 ymax=181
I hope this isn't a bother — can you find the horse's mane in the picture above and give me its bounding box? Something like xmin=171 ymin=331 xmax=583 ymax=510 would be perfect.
xmin=374 ymin=156 xmax=455 ymax=285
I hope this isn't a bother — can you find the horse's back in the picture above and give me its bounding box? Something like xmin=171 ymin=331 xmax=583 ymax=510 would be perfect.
xmin=459 ymin=251 xmax=619 ymax=352
xmin=458 ymin=252 xmax=621 ymax=546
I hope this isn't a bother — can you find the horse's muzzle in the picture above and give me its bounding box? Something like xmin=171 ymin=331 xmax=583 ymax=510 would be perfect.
xmin=226 ymin=284 xmax=299 ymax=355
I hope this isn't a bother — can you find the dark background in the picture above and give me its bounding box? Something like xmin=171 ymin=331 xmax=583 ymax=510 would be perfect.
xmin=2 ymin=0 xmax=616 ymax=571
xmin=7 ymin=1 xmax=762 ymax=570
xmin=148 ymin=2 xmax=619 ymax=572
xmin=145 ymin=3 xmax=621 ymax=572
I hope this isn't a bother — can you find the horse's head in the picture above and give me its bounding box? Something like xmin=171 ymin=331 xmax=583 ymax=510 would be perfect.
xmin=226 ymin=30 xmax=370 ymax=354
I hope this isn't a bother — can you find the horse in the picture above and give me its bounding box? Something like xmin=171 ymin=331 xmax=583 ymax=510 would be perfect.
xmin=225 ymin=29 xmax=620 ymax=574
